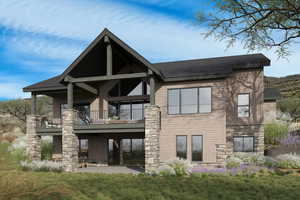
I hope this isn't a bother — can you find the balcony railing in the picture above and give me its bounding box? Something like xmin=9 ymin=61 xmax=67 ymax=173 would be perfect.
xmin=74 ymin=109 xmax=145 ymax=125
xmin=37 ymin=116 xmax=62 ymax=129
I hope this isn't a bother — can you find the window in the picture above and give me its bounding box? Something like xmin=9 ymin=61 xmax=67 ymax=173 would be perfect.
xmin=199 ymin=88 xmax=211 ymax=113
xmin=238 ymin=94 xmax=250 ymax=117
xmin=233 ymin=136 xmax=254 ymax=152
xmin=176 ymin=136 xmax=187 ymax=159
xmin=168 ymin=89 xmax=180 ymax=114
xmin=109 ymin=103 xmax=146 ymax=120
xmin=181 ymin=88 xmax=198 ymax=114
xmin=192 ymin=136 xmax=203 ymax=161
xmin=168 ymin=87 xmax=211 ymax=115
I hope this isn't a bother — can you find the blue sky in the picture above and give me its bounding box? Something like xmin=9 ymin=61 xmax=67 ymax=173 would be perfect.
xmin=0 ymin=0 xmax=299 ymax=100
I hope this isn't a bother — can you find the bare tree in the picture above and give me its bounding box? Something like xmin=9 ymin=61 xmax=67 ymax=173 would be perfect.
xmin=198 ymin=0 xmax=300 ymax=57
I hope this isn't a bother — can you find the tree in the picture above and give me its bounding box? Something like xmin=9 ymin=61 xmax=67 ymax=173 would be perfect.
xmin=278 ymin=97 xmax=300 ymax=121
xmin=198 ymin=0 xmax=300 ymax=57
xmin=0 ymin=96 xmax=52 ymax=132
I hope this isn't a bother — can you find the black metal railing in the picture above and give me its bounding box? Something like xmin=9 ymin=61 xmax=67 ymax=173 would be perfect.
xmin=37 ymin=116 xmax=62 ymax=129
xmin=74 ymin=109 xmax=145 ymax=125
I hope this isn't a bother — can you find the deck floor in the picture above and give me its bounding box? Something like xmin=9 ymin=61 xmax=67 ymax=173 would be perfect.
xmin=77 ymin=166 xmax=144 ymax=174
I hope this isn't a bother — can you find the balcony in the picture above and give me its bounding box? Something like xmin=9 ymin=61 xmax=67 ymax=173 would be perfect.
xmin=36 ymin=108 xmax=145 ymax=136
xmin=73 ymin=109 xmax=145 ymax=134
xmin=36 ymin=116 xmax=62 ymax=135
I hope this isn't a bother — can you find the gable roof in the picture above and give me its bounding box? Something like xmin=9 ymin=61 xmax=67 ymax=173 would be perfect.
xmin=23 ymin=29 xmax=271 ymax=93
xmin=59 ymin=28 xmax=163 ymax=82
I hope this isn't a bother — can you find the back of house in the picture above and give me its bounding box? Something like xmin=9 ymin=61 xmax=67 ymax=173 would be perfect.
xmin=23 ymin=28 xmax=272 ymax=172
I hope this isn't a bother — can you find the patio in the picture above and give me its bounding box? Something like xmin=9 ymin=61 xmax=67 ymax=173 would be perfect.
xmin=77 ymin=166 xmax=144 ymax=174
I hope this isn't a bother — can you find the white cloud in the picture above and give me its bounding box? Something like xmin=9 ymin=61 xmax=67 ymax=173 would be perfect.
xmin=0 ymin=75 xmax=30 ymax=99
xmin=0 ymin=0 xmax=299 ymax=80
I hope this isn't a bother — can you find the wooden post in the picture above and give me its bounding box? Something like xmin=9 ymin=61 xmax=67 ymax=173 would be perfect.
xmin=150 ymin=75 xmax=155 ymax=105
xmin=67 ymin=82 xmax=73 ymax=109
xmin=105 ymin=36 xmax=112 ymax=76
xmin=31 ymin=92 xmax=37 ymax=115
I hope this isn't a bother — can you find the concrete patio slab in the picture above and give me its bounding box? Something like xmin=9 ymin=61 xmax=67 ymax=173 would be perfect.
xmin=77 ymin=166 xmax=144 ymax=174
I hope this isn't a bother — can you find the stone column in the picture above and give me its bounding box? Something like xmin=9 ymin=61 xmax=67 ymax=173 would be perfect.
xmin=144 ymin=105 xmax=160 ymax=173
xmin=62 ymin=109 xmax=78 ymax=172
xmin=26 ymin=115 xmax=41 ymax=160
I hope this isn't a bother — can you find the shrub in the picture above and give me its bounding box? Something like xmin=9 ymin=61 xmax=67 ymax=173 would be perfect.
xmin=157 ymin=158 xmax=193 ymax=176
xmin=41 ymin=140 xmax=53 ymax=160
xmin=156 ymin=165 xmax=175 ymax=176
xmin=20 ymin=160 xmax=63 ymax=172
xmin=226 ymin=156 xmax=243 ymax=168
xmin=264 ymin=122 xmax=289 ymax=146
xmin=276 ymin=153 xmax=300 ymax=169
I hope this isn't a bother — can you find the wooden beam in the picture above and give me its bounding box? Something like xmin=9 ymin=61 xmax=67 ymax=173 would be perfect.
xmin=31 ymin=92 xmax=37 ymax=115
xmin=105 ymin=36 xmax=113 ymax=76
xmin=150 ymin=76 xmax=155 ymax=105
xmin=69 ymin=72 xmax=148 ymax=83
xmin=67 ymin=82 xmax=73 ymax=109
xmin=74 ymin=82 xmax=98 ymax=95
xmin=107 ymin=95 xmax=150 ymax=102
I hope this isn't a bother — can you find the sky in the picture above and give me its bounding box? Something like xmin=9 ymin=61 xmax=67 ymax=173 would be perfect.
xmin=0 ymin=0 xmax=299 ymax=100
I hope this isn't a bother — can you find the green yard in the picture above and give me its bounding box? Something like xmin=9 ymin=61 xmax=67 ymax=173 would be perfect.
xmin=0 ymin=170 xmax=299 ymax=200
xmin=1 ymin=142 xmax=300 ymax=200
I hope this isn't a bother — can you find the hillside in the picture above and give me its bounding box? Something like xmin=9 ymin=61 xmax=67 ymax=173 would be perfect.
xmin=265 ymin=74 xmax=300 ymax=98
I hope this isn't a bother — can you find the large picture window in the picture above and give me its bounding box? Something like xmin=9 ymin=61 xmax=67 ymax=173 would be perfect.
xmin=168 ymin=87 xmax=211 ymax=115
xmin=192 ymin=135 xmax=203 ymax=161
xmin=233 ymin=136 xmax=254 ymax=152
xmin=238 ymin=94 xmax=250 ymax=117
xmin=176 ymin=136 xmax=187 ymax=159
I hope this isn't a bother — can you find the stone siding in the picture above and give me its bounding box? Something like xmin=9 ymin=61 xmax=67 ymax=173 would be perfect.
xmin=26 ymin=115 xmax=41 ymax=160
xmin=144 ymin=105 xmax=161 ymax=173
xmin=62 ymin=109 xmax=78 ymax=172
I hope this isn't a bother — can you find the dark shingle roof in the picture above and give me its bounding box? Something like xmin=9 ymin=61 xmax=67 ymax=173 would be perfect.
xmin=154 ymin=54 xmax=270 ymax=79
xmin=23 ymin=54 xmax=270 ymax=92
xmin=264 ymin=88 xmax=281 ymax=101
xmin=23 ymin=75 xmax=66 ymax=92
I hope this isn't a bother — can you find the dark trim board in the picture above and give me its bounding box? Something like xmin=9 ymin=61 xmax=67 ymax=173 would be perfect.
xmin=36 ymin=128 xmax=62 ymax=136
xmin=74 ymin=128 xmax=145 ymax=134
xmin=67 ymin=73 xmax=148 ymax=83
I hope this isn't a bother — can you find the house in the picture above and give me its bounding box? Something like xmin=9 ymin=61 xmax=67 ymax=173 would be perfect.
xmin=23 ymin=28 xmax=271 ymax=172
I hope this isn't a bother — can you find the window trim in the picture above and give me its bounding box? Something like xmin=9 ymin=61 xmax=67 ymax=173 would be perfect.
xmin=167 ymin=87 xmax=212 ymax=115
xmin=191 ymin=135 xmax=203 ymax=162
xmin=233 ymin=136 xmax=255 ymax=152
xmin=176 ymin=135 xmax=187 ymax=159
xmin=237 ymin=93 xmax=250 ymax=118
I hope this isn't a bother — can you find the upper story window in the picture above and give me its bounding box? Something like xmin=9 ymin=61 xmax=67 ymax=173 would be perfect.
xmin=168 ymin=87 xmax=211 ymax=115
xmin=237 ymin=94 xmax=250 ymax=117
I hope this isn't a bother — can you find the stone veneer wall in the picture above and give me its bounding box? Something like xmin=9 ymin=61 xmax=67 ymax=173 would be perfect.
xmin=26 ymin=115 xmax=41 ymax=160
xmin=62 ymin=109 xmax=79 ymax=172
xmin=226 ymin=125 xmax=264 ymax=154
xmin=144 ymin=105 xmax=161 ymax=173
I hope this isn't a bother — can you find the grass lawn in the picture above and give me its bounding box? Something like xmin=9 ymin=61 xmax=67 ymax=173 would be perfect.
xmin=0 ymin=170 xmax=300 ymax=200
xmin=1 ymin=143 xmax=300 ymax=200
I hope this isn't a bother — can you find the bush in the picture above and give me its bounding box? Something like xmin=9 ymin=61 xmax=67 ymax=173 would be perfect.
xmin=276 ymin=153 xmax=300 ymax=169
xmin=156 ymin=165 xmax=175 ymax=176
xmin=166 ymin=158 xmax=193 ymax=176
xmin=264 ymin=122 xmax=289 ymax=146
xmin=41 ymin=140 xmax=53 ymax=160
xmin=226 ymin=156 xmax=243 ymax=168
xmin=155 ymin=158 xmax=192 ymax=176
xmin=20 ymin=160 xmax=63 ymax=172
